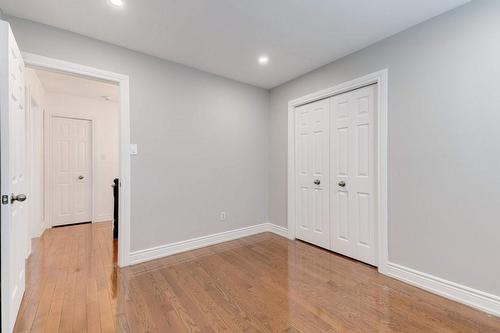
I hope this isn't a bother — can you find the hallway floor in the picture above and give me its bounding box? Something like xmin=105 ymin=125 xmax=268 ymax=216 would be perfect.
xmin=14 ymin=222 xmax=500 ymax=332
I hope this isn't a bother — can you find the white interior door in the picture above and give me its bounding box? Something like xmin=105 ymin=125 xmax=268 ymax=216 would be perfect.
xmin=52 ymin=117 xmax=92 ymax=226
xmin=0 ymin=22 xmax=28 ymax=333
xmin=331 ymin=85 xmax=377 ymax=265
xmin=294 ymin=99 xmax=330 ymax=248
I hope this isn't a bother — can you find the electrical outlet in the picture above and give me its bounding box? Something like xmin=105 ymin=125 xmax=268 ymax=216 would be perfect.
xmin=220 ymin=211 xmax=226 ymax=221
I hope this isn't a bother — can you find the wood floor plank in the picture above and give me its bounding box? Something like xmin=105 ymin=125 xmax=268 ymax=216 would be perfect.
xmin=13 ymin=223 xmax=500 ymax=332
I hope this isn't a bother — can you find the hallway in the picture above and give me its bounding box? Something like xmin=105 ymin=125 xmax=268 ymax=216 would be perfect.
xmin=14 ymin=223 xmax=117 ymax=332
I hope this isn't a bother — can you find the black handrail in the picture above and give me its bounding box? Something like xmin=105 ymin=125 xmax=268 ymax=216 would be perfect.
xmin=112 ymin=178 xmax=119 ymax=239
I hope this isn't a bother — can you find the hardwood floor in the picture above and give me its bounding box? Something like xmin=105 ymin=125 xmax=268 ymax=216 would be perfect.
xmin=14 ymin=222 xmax=500 ymax=332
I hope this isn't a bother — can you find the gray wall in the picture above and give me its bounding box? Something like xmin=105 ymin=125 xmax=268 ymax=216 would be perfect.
xmin=270 ymin=0 xmax=500 ymax=296
xmin=6 ymin=16 xmax=270 ymax=252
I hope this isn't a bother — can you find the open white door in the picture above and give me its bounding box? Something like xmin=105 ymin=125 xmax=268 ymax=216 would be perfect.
xmin=1 ymin=21 xmax=28 ymax=333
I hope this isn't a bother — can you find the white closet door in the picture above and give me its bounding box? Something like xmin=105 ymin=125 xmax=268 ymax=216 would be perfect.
xmin=295 ymin=99 xmax=330 ymax=248
xmin=331 ymin=85 xmax=377 ymax=265
xmin=52 ymin=117 xmax=92 ymax=226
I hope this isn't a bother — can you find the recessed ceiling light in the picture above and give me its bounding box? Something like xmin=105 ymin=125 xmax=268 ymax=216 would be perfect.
xmin=258 ymin=55 xmax=269 ymax=65
xmin=109 ymin=0 xmax=124 ymax=8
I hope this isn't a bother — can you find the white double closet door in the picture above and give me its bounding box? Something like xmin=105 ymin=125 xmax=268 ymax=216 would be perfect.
xmin=295 ymin=84 xmax=377 ymax=266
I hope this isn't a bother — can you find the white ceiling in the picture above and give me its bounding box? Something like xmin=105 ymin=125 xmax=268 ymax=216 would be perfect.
xmin=3 ymin=0 xmax=469 ymax=89
xmin=34 ymin=68 xmax=120 ymax=102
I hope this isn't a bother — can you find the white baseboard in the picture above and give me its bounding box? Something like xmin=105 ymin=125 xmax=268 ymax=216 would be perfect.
xmin=93 ymin=215 xmax=113 ymax=223
xmin=266 ymin=223 xmax=289 ymax=238
xmin=128 ymin=224 xmax=499 ymax=317
xmin=32 ymin=224 xmax=45 ymax=239
xmin=129 ymin=223 xmax=288 ymax=265
xmin=384 ymin=262 xmax=500 ymax=317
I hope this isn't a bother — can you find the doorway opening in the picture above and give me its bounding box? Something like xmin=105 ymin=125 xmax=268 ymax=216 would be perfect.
xmin=23 ymin=66 xmax=122 ymax=285
xmin=22 ymin=53 xmax=131 ymax=269
xmin=31 ymin=69 xmax=120 ymax=230
xmin=23 ymin=63 xmax=129 ymax=267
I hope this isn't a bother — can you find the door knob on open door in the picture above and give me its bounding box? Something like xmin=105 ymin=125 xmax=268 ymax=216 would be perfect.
xmin=78 ymin=175 xmax=84 ymax=180
xmin=338 ymin=181 xmax=346 ymax=187
xmin=11 ymin=193 xmax=27 ymax=204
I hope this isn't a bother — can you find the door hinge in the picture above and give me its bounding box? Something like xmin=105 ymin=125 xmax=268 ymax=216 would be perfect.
xmin=2 ymin=195 xmax=9 ymax=205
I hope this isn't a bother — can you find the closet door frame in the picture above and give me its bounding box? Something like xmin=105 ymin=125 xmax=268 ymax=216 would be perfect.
xmin=287 ymin=69 xmax=388 ymax=272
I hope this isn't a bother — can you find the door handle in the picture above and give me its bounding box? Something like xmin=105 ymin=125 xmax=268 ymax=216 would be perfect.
xmin=338 ymin=181 xmax=346 ymax=187
xmin=11 ymin=193 xmax=27 ymax=204
xmin=313 ymin=179 xmax=321 ymax=185
xmin=78 ymin=175 xmax=84 ymax=180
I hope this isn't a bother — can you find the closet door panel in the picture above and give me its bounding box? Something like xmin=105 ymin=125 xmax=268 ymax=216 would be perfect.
xmin=295 ymin=99 xmax=330 ymax=248
xmin=331 ymin=93 xmax=354 ymax=255
xmin=330 ymin=85 xmax=377 ymax=265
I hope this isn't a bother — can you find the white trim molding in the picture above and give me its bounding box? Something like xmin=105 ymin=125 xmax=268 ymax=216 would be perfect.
xmin=287 ymin=69 xmax=389 ymax=270
xmin=129 ymin=223 xmax=288 ymax=265
xmin=22 ymin=52 xmax=132 ymax=267
xmin=267 ymin=223 xmax=289 ymax=238
xmin=385 ymin=262 xmax=500 ymax=317
xmin=93 ymin=215 xmax=113 ymax=223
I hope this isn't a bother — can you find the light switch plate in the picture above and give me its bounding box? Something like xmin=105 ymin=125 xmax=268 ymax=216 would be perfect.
xmin=130 ymin=144 xmax=138 ymax=155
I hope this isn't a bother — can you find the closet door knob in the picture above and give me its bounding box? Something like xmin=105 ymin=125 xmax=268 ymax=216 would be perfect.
xmin=338 ymin=181 xmax=346 ymax=187
xmin=78 ymin=175 xmax=84 ymax=180
xmin=313 ymin=179 xmax=321 ymax=185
